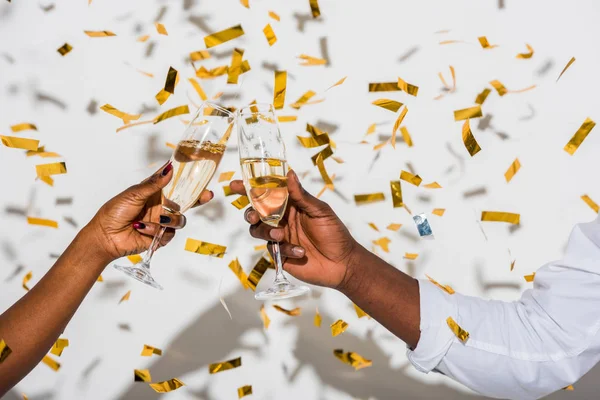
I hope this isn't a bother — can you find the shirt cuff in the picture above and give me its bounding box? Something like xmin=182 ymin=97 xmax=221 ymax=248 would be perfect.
xmin=406 ymin=279 xmax=458 ymax=373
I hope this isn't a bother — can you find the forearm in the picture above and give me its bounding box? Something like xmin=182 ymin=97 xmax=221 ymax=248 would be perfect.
xmin=0 ymin=224 xmax=111 ymax=396
xmin=340 ymin=244 xmax=421 ymax=348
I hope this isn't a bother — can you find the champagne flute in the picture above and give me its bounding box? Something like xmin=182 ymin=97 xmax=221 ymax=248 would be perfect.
xmin=237 ymin=103 xmax=311 ymax=300
xmin=114 ymin=102 xmax=234 ymax=290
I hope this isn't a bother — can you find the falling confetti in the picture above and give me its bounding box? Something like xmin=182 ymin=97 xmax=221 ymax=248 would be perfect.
xmin=57 ymin=43 xmax=73 ymax=56
xmin=504 ymin=158 xmax=521 ymax=183
xmin=481 ymin=211 xmax=520 ymax=224
xmin=209 ymin=357 xmax=242 ymax=374
xmin=314 ymin=307 xmax=322 ymax=327
xmin=516 ymin=44 xmax=534 ymax=59
xmin=478 ymin=36 xmax=498 ymax=49
xmin=10 ymin=123 xmax=37 ymax=132
xmin=100 ymin=104 xmax=141 ymax=124
xmin=22 ymin=271 xmax=32 ymax=291
xmin=155 ymin=66 xmax=178 ymax=105
xmin=446 ymin=317 xmax=469 ymax=343
xmin=298 ymin=54 xmax=327 ymax=66
xmin=461 ymin=119 xmax=482 ymax=157
xmin=0 ymin=339 xmax=12 ymax=363
xmin=372 ymin=99 xmax=403 ymax=112
xmin=331 ymin=319 xmax=349 ymax=336
xmin=581 ymin=195 xmax=599 ymax=213
xmin=309 ymin=0 xmax=321 ymax=18
xmin=397 ymin=77 xmax=419 ymax=96
xmin=42 ymin=355 xmax=61 ymax=371
xmin=524 ymin=273 xmax=535 ymax=282
xmin=141 ymin=344 xmax=162 ymax=357
xmin=404 ymin=253 xmax=418 ymax=260
xmin=50 ymin=338 xmax=69 ymax=356
xmin=119 ymin=290 xmax=131 ymax=304
xmin=238 ymin=385 xmax=253 ymax=398
xmin=204 ymin=24 xmax=245 ymax=48
xmin=185 ymin=238 xmax=227 ymax=258
xmin=273 ymin=305 xmax=301 ymax=316
xmin=268 ymin=11 xmax=280 ymax=21
xmin=432 ymin=208 xmax=445 ymax=216
xmin=149 ymin=378 xmax=185 ymax=393
xmin=1 ymin=136 xmax=39 ymax=151
xmin=260 ymin=304 xmax=271 ymax=329
xmin=231 ymin=195 xmax=250 ymax=209
xmin=134 ymin=369 xmax=152 ymax=382
xmin=413 ymin=213 xmax=433 ymax=236
xmin=84 ymin=31 xmax=116 ymax=37
xmin=273 ymin=70 xmax=287 ymax=109
xmin=454 ymin=106 xmax=482 ymax=121
xmin=425 ymin=274 xmax=455 ymax=294
xmin=154 ymin=22 xmax=168 ymax=35
xmin=400 ymin=170 xmax=422 ymax=186
xmin=327 ymin=76 xmax=347 ymax=91
xmin=474 ymin=88 xmax=491 ymax=105
xmin=263 ymin=24 xmax=277 ymax=46
xmin=564 ymin=117 xmax=596 ymax=155
xmin=354 ymin=192 xmax=385 ymax=206
xmin=557 ymin=57 xmax=576 ymax=82
xmin=333 ymin=349 xmax=372 ymax=370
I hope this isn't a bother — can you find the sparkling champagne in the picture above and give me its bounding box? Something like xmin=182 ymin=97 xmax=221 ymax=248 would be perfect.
xmin=240 ymin=158 xmax=288 ymax=227
xmin=163 ymin=139 xmax=225 ymax=213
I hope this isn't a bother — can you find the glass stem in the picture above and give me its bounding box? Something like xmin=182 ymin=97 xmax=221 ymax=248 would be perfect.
xmin=141 ymin=226 xmax=167 ymax=268
xmin=270 ymin=241 xmax=289 ymax=284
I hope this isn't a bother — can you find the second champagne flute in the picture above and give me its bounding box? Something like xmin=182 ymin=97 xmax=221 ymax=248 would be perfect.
xmin=237 ymin=103 xmax=311 ymax=300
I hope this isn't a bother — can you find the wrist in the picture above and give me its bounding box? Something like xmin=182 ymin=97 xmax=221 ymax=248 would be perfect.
xmin=336 ymin=241 xmax=371 ymax=295
xmin=75 ymin=221 xmax=116 ymax=266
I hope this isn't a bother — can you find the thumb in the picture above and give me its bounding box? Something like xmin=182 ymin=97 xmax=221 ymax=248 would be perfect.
xmin=127 ymin=161 xmax=173 ymax=204
xmin=287 ymin=169 xmax=331 ymax=217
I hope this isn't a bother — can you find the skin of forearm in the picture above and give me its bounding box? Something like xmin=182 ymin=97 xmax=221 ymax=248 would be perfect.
xmin=340 ymin=243 xmax=421 ymax=348
xmin=0 ymin=223 xmax=111 ymax=397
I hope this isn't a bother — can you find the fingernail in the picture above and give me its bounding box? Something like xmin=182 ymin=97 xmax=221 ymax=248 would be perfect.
xmin=133 ymin=222 xmax=145 ymax=229
xmin=292 ymin=246 xmax=305 ymax=257
xmin=269 ymin=229 xmax=282 ymax=241
xmin=160 ymin=215 xmax=171 ymax=224
xmin=161 ymin=161 xmax=173 ymax=176
xmin=209 ymin=190 xmax=214 ymax=199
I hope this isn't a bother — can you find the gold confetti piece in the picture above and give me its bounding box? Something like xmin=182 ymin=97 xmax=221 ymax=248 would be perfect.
xmin=386 ymin=223 xmax=402 ymax=231
xmin=310 ymin=144 xmax=333 ymax=165
xmin=368 ymin=222 xmax=379 ymax=232
xmin=446 ymin=317 xmax=469 ymax=343
xmin=119 ymin=290 xmax=131 ymax=304
xmin=478 ymin=36 xmax=498 ymax=49
xmin=504 ymin=158 xmax=521 ymax=183
xmin=353 ymin=303 xmax=368 ymax=318
xmin=309 ymin=0 xmax=321 ymax=17
xmin=268 ymin=11 xmax=280 ymax=21
xmin=204 ymin=24 xmax=245 ymax=48
xmin=209 ymin=357 xmax=242 ymax=374
xmin=127 ymin=254 xmax=143 ymax=264
xmin=439 ymin=40 xmax=464 ymax=45
xmin=557 ymin=57 xmax=576 ymax=82
xmin=1 ymin=135 xmax=39 ymax=151
xmin=273 ymin=305 xmax=301 ymax=316
xmin=155 ymin=66 xmax=178 ymax=105
xmin=260 ymin=304 xmax=271 ymax=329
xmin=229 ymin=258 xmax=250 ymax=289
xmin=454 ymin=106 xmax=482 ymax=121
xmin=218 ymin=171 xmax=235 ymax=182
xmin=238 ymin=385 xmax=253 ymax=398
xmin=372 ymin=237 xmax=391 ymax=252
xmin=154 ymin=22 xmax=168 ymax=35
xmin=524 ymin=273 xmax=535 ymax=282
xmin=404 ymin=253 xmax=418 ymax=260
xmin=331 ymin=319 xmax=348 ymax=337
xmin=314 ymin=307 xmax=322 ymax=327
xmin=240 ymin=0 xmax=249 ymax=8
xmin=10 ymin=123 xmax=37 ymax=132
xmin=432 ymin=208 xmax=445 ymax=216
xmin=400 ymin=170 xmax=422 ymax=186
xmin=489 ymin=80 xmax=508 ymax=96
xmin=564 ymin=117 xmax=596 ymax=155
xmin=27 ymin=217 xmax=58 ymax=228
xmin=22 ymin=271 xmax=32 ymax=291
xmin=50 ymin=338 xmax=69 ymax=356
xmin=582 ymin=195 xmax=599 ymax=213
xmin=389 ymin=180 xmax=403 ymax=208
xmin=510 ymin=260 xmax=516 ymax=271
xmin=39 ymin=176 xmax=54 ymax=186
xmin=190 ymin=50 xmax=211 ymax=61
xmin=0 ymin=339 xmax=11 ymax=364
xmin=141 ymin=344 xmax=162 ymax=357
xmin=195 ymin=65 xmax=229 ymax=79
xmin=391 ymin=106 xmax=408 ymax=149
xmin=247 ymin=257 xmax=272 ymax=291
xmin=273 ymin=70 xmax=287 ymax=109
xmin=57 ymin=43 xmax=73 ymax=56
xmin=226 ymin=48 xmax=245 ymax=85
xmin=137 ymin=35 xmax=150 ymax=42
xmin=333 ymin=349 xmax=372 ymax=371
xmin=481 ymin=211 xmax=520 ymax=224
xmin=290 ymin=90 xmax=317 ymax=109
xmin=475 ymin=88 xmax=491 ymax=105
xmin=354 ymin=192 xmax=385 ymax=206
xmin=399 ymin=126 xmax=413 ymax=147
xmin=368 ymin=82 xmax=400 ymax=92
xmin=254 ymin=244 xmax=267 ymax=251
xmin=188 ymin=78 xmax=208 ymax=102
xmin=25 ymin=147 xmax=60 ymax=158
xmin=424 ymin=182 xmax=442 ymax=189
xmin=263 ymin=24 xmax=277 ymax=46
xmin=372 ymin=99 xmax=403 ymax=113
xmin=327 ymin=76 xmax=347 ymax=91
xmin=298 ymin=54 xmax=327 ymax=66
xmin=100 ymin=104 xmax=141 ymax=124
xmin=222 ymin=185 xmax=234 ymax=197
xmin=23 ymin=395 xmax=28 ymax=400
xmin=232 ymin=195 xmax=250 ymax=209
xmin=397 ymin=77 xmax=419 ymax=96
xmin=42 ymin=355 xmax=60 ymax=371
xmin=563 ymin=385 xmax=574 ymax=391
xmin=154 ymin=105 xmax=190 ymax=124
xmin=134 ymin=369 xmax=152 ymax=382
xmin=365 ymin=123 xmax=377 ymax=136
xmin=136 ymin=69 xmax=154 ymax=78
xmin=516 ymin=43 xmax=534 ymax=59
xmin=462 ymin=119 xmax=482 ymax=157
xmin=97 ymin=275 xmax=103 ymax=282
xmin=149 ymin=378 xmax=185 ymax=393
xmin=277 ymin=115 xmax=297 ymax=123
xmin=425 ymin=274 xmax=455 ymax=295
xmin=185 ymin=238 xmax=227 ymax=258
xmin=84 ymin=31 xmax=116 ymax=37
xmin=315 ymin=154 xmax=333 ymax=190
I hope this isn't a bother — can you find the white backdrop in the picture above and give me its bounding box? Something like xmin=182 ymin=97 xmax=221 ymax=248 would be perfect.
xmin=1 ymin=0 xmax=600 ymax=399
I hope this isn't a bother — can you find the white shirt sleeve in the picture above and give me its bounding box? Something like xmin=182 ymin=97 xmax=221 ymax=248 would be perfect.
xmin=407 ymin=217 xmax=600 ymax=400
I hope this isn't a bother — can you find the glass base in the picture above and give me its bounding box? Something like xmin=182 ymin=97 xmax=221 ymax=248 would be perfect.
xmin=113 ymin=262 xmax=163 ymax=290
xmin=254 ymin=281 xmax=310 ymax=301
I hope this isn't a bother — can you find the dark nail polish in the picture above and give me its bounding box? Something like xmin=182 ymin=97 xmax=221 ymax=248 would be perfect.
xmin=133 ymin=222 xmax=145 ymax=230
xmin=161 ymin=161 xmax=173 ymax=176
xmin=160 ymin=215 xmax=171 ymax=224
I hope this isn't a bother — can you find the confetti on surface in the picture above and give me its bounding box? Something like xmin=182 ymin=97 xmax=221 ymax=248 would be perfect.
xmin=391 ymin=106 xmax=408 ymax=149
xmin=134 ymin=369 xmax=152 ymax=382
xmin=1 ymin=135 xmax=39 ymax=151
xmin=564 ymin=117 xmax=596 ymax=155
xmin=399 ymin=126 xmax=413 ymax=147
xmin=481 ymin=211 xmax=520 ymax=224
xmin=141 ymin=344 xmax=162 ymax=357
xmin=247 ymin=257 xmax=272 ymax=290
xmin=462 ymin=119 xmax=482 ymax=157
xmin=57 ymin=43 xmax=73 ymax=56
xmin=563 ymin=385 xmax=574 ymax=391
xmin=368 ymin=82 xmax=400 ymax=92
xmin=478 ymin=36 xmax=498 ymax=49
xmin=231 ymin=195 xmax=250 ymax=209
xmin=50 ymin=338 xmax=69 ymax=356
xmin=327 ymin=76 xmax=347 ymax=91
xmin=446 ymin=317 xmax=469 ymax=343
xmin=309 ymin=0 xmax=321 ymax=18
xmin=22 ymin=271 xmax=32 ymax=291
xmin=228 ymin=258 xmax=250 ymax=289
xmin=425 ymin=274 xmax=455 ymax=294
xmin=273 ymin=305 xmax=301 ymax=316
xmin=504 ymin=158 xmax=521 ymax=183
xmin=268 ymin=11 xmax=280 ymax=21
xmin=154 ymin=105 xmax=190 ymax=124
xmin=184 ymin=238 xmax=227 ymax=258
xmin=333 ymin=349 xmax=372 ymax=371
xmin=354 ymin=192 xmax=385 ymax=206
xmin=127 ymin=254 xmax=143 ymax=264
xmin=42 ymin=355 xmax=60 ymax=371
xmin=209 ymin=357 xmax=242 ymax=374
xmin=97 ymin=275 xmax=103 ymax=282
xmin=400 ymin=170 xmax=422 ymax=186
xmin=204 ymin=24 xmax=245 ymax=48
xmin=149 ymin=378 xmax=185 ymax=393
xmin=298 ymin=54 xmax=327 ymax=66
xmin=474 ymin=88 xmax=491 ymax=105
xmin=100 ymin=104 xmax=141 ymax=124
xmin=119 ymin=290 xmax=131 ymax=304
xmin=354 ymin=303 xmax=368 ymax=318
xmin=273 ymin=70 xmax=287 ymax=109
xmin=413 ymin=213 xmax=433 ymax=236
xmin=423 ymin=182 xmax=442 ymax=189
xmin=516 ymin=44 xmax=534 ymax=59
xmin=155 ymin=22 xmax=168 ymax=35
xmin=84 ymin=31 xmax=116 ymax=37
xmin=454 ymin=106 xmax=482 ymax=121
xmin=218 ymin=171 xmax=235 ymax=182
xmin=386 ymin=223 xmax=402 ymax=231
xmin=155 ymin=66 xmax=178 ymax=105
xmin=331 ymin=319 xmax=348 ymax=337
xmin=397 ymin=77 xmax=419 ymax=96
xmin=389 ymin=181 xmax=403 ymax=208
xmin=314 ymin=308 xmax=322 ymax=327
xmin=238 ymin=385 xmax=253 ymax=398
xmin=0 ymin=339 xmax=12 ymax=363
xmin=581 ymin=195 xmax=599 ymax=213
xmin=432 ymin=208 xmax=445 ymax=216
xmin=557 ymin=57 xmax=576 ymax=82
xmin=263 ymin=24 xmax=277 ymax=46
xmin=260 ymin=304 xmax=270 ymax=329
xmin=372 ymin=99 xmax=403 ymax=113
xmin=404 ymin=253 xmax=419 ymax=260
xmin=524 ymin=273 xmax=535 ymax=282
xmin=290 ymin=90 xmax=317 ymax=109
xmin=190 ymin=50 xmax=211 ymax=61
xmin=10 ymin=123 xmax=37 ymax=132
xmin=372 ymin=237 xmax=391 ymax=252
